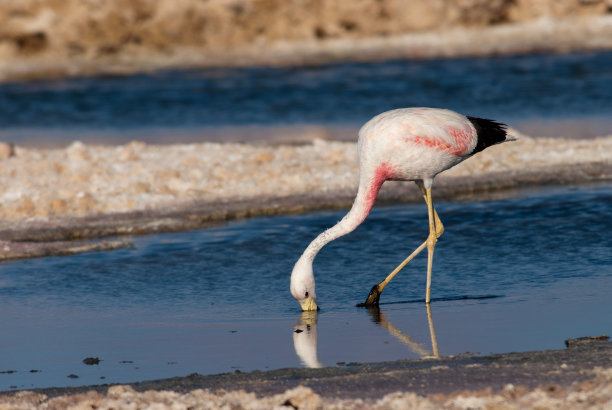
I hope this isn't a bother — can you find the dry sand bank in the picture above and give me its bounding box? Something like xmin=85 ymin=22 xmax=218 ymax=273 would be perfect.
xmin=0 ymin=130 xmax=611 ymax=260
xmin=1 ymin=339 xmax=610 ymax=409
xmin=1 ymin=0 xmax=612 ymax=81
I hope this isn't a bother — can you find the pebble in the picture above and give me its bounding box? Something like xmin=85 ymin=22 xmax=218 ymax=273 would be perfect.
xmin=0 ymin=142 xmax=12 ymax=160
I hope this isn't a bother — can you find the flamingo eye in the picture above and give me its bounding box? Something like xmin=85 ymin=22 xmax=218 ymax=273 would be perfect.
xmin=305 ymin=291 xmax=309 ymax=298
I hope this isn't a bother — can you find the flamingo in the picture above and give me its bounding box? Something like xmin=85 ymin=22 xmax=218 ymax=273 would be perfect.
xmin=290 ymin=107 xmax=514 ymax=311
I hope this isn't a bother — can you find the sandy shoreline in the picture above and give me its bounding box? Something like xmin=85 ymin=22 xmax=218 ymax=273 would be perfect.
xmin=1 ymin=338 xmax=610 ymax=409
xmin=0 ymin=131 xmax=611 ymax=260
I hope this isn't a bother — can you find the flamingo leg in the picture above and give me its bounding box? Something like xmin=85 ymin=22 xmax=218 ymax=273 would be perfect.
xmin=424 ymin=186 xmax=437 ymax=304
xmin=426 ymin=303 xmax=439 ymax=357
xmin=417 ymin=182 xmax=444 ymax=239
xmin=360 ymin=182 xmax=444 ymax=307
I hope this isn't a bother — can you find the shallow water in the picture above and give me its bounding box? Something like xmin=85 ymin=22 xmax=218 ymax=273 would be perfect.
xmin=1 ymin=184 xmax=611 ymax=391
xmin=1 ymin=50 xmax=612 ymax=146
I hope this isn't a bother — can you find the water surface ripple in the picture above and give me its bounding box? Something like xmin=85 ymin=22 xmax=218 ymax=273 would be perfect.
xmin=0 ymin=184 xmax=610 ymax=390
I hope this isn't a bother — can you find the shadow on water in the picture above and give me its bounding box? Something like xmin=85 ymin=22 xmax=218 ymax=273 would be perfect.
xmin=378 ymin=294 xmax=502 ymax=305
xmin=1 ymin=184 xmax=611 ymax=391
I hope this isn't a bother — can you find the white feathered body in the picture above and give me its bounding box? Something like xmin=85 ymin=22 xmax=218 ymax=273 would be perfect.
xmin=290 ymin=107 xmax=511 ymax=310
xmin=358 ymin=108 xmax=477 ymax=185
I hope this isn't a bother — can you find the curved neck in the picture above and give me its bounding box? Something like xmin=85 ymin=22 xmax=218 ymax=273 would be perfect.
xmin=301 ymin=173 xmax=385 ymax=263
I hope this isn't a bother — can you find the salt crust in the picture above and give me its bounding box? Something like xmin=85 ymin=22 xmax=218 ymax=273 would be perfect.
xmin=0 ymin=131 xmax=610 ymax=223
xmin=0 ymin=367 xmax=610 ymax=409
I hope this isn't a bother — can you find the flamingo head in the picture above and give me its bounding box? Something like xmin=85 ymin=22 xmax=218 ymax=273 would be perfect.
xmin=290 ymin=256 xmax=319 ymax=311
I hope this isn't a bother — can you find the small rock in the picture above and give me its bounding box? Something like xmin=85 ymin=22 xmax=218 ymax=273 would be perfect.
xmin=83 ymin=357 xmax=100 ymax=365
xmin=107 ymin=385 xmax=135 ymax=397
xmin=565 ymin=335 xmax=609 ymax=348
xmin=49 ymin=198 xmax=68 ymax=215
xmin=73 ymin=192 xmax=97 ymax=214
xmin=0 ymin=142 xmax=13 ymax=160
xmin=118 ymin=147 xmax=139 ymax=162
xmin=66 ymin=141 xmax=90 ymax=161
xmin=15 ymin=197 xmax=36 ymax=217
xmin=118 ymin=141 xmax=145 ymax=162
xmin=251 ymin=151 xmax=274 ymax=164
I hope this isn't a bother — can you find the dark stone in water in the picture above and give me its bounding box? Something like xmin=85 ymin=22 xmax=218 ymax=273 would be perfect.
xmin=67 ymin=374 xmax=79 ymax=379
xmin=565 ymin=335 xmax=609 ymax=349
xmin=82 ymin=357 xmax=100 ymax=365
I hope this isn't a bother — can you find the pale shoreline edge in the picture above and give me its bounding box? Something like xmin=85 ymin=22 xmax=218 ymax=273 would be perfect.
xmin=0 ymin=160 xmax=610 ymax=261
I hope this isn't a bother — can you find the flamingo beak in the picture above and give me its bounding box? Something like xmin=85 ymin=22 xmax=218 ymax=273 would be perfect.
xmin=299 ymin=296 xmax=319 ymax=312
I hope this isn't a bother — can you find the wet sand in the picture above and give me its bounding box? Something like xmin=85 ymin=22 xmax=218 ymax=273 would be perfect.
xmin=1 ymin=338 xmax=610 ymax=408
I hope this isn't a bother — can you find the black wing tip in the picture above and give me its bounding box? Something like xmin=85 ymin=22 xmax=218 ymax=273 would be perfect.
xmin=466 ymin=116 xmax=509 ymax=154
xmin=466 ymin=116 xmax=508 ymax=132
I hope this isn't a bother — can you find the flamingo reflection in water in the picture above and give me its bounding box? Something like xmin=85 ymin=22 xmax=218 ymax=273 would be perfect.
xmin=292 ymin=306 xmax=439 ymax=369
xmin=293 ymin=311 xmax=323 ymax=368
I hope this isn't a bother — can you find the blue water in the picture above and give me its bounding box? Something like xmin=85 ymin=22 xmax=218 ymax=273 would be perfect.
xmin=1 ymin=50 xmax=611 ymax=145
xmin=1 ymin=184 xmax=610 ymax=391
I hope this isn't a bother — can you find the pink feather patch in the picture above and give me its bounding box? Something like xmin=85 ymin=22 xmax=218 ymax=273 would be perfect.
xmin=408 ymin=127 xmax=474 ymax=157
xmin=359 ymin=162 xmax=397 ymax=222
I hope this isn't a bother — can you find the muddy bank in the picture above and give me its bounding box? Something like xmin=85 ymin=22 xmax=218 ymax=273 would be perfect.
xmin=1 ymin=338 xmax=610 ymax=408
xmin=1 ymin=0 xmax=612 ymax=82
